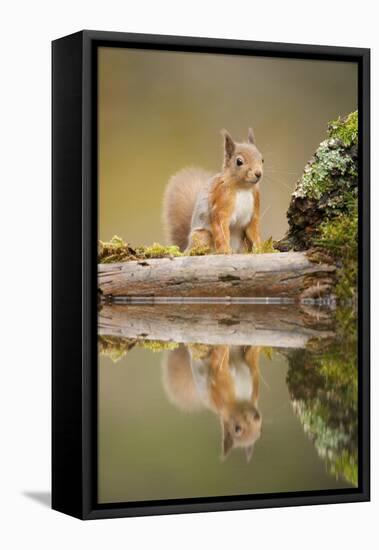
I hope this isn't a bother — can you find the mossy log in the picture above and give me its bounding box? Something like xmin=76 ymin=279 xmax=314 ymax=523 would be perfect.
xmin=98 ymin=251 xmax=335 ymax=300
xmin=98 ymin=303 xmax=335 ymax=348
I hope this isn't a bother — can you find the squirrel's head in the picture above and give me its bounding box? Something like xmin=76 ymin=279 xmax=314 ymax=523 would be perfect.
xmin=221 ymin=401 xmax=262 ymax=462
xmin=221 ymin=128 xmax=264 ymax=187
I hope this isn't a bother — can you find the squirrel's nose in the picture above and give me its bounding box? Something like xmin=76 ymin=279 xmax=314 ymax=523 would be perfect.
xmin=255 ymin=169 xmax=262 ymax=179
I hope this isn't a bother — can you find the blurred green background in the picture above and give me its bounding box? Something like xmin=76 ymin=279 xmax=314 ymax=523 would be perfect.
xmin=98 ymin=47 xmax=357 ymax=245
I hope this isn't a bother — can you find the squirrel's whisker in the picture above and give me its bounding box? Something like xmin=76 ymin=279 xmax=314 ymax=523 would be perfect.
xmin=260 ymin=205 xmax=271 ymax=221
xmin=264 ymin=174 xmax=294 ymax=192
xmin=265 ymin=169 xmax=300 ymax=175
xmin=259 ymin=371 xmax=271 ymax=390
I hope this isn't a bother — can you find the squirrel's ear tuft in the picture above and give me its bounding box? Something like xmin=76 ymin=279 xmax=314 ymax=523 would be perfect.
xmin=221 ymin=129 xmax=235 ymax=160
xmin=247 ymin=127 xmax=256 ymax=145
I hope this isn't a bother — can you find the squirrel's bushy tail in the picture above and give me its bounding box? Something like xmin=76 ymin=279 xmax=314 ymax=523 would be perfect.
xmin=161 ymin=344 xmax=202 ymax=412
xmin=163 ymin=167 xmax=211 ymax=251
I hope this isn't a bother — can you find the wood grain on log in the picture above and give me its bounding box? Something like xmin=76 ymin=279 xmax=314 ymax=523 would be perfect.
xmin=98 ymin=252 xmax=335 ymax=299
xmin=98 ymin=303 xmax=335 ymax=348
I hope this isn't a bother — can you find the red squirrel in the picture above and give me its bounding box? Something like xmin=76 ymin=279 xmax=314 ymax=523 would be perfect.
xmin=163 ymin=344 xmax=262 ymax=461
xmin=163 ymin=128 xmax=264 ymax=253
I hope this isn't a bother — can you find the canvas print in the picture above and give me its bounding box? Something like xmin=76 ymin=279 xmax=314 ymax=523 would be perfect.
xmin=97 ymin=47 xmax=358 ymax=504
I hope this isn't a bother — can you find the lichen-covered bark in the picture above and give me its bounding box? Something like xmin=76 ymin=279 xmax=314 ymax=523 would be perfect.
xmin=277 ymin=112 xmax=357 ymax=252
xmin=277 ymin=112 xmax=358 ymax=300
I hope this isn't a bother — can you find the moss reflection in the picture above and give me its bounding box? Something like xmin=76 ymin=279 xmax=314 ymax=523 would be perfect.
xmin=286 ymin=309 xmax=358 ymax=485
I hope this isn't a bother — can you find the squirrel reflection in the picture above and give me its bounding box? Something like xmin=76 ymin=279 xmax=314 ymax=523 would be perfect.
xmin=163 ymin=344 xmax=262 ymax=461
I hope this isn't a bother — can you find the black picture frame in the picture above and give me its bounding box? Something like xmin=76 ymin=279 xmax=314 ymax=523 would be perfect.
xmin=52 ymin=30 xmax=370 ymax=520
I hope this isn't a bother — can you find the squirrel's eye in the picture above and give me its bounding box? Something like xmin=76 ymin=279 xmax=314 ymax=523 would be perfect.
xmin=262 ymin=158 xmax=264 ymax=164
xmin=235 ymin=424 xmax=242 ymax=434
xmin=236 ymin=157 xmax=244 ymax=167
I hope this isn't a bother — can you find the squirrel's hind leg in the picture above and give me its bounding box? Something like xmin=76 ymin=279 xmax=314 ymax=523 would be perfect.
xmin=186 ymin=229 xmax=213 ymax=254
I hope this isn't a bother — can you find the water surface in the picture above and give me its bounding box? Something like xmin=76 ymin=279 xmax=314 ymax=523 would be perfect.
xmin=98 ymin=304 xmax=357 ymax=504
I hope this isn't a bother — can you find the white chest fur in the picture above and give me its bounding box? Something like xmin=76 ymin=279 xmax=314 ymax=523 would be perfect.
xmin=230 ymin=189 xmax=254 ymax=229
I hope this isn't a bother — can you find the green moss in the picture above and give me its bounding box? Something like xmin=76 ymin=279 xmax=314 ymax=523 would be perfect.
xmin=313 ymin=198 xmax=358 ymax=300
xmin=98 ymin=236 xmax=183 ymax=263
xmin=287 ymin=310 xmax=358 ymax=486
xmin=98 ymin=236 xmax=140 ymax=263
xmin=187 ymin=243 xmax=212 ymax=256
xmin=140 ymin=242 xmax=183 ymax=258
xmin=98 ymin=335 xmax=178 ymax=362
xmin=99 ymin=234 xmax=281 ymax=264
xmin=140 ymin=340 xmax=179 ymax=352
xmin=252 ymin=237 xmax=278 ymax=254
xmin=98 ymin=335 xmax=136 ymax=362
xmin=99 ymin=234 xmax=282 ymax=264
xmin=261 ymin=346 xmax=274 ymax=361
xmin=330 ymin=449 xmax=358 ymax=486
xmin=293 ymin=398 xmax=358 ymax=485
xmin=328 ymin=111 xmax=358 ymax=147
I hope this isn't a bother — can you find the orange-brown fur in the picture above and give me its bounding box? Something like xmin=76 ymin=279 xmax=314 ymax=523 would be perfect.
xmin=162 ymin=344 xmax=262 ymax=461
xmin=207 ymin=345 xmax=261 ymax=459
xmin=246 ymin=187 xmax=261 ymax=250
xmin=209 ymin=177 xmax=236 ymax=254
xmin=163 ymin=128 xmax=264 ymax=253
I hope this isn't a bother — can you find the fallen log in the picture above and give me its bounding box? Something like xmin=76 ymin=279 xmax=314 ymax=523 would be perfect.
xmin=98 ymin=303 xmax=335 ymax=348
xmin=98 ymin=251 xmax=335 ymax=299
